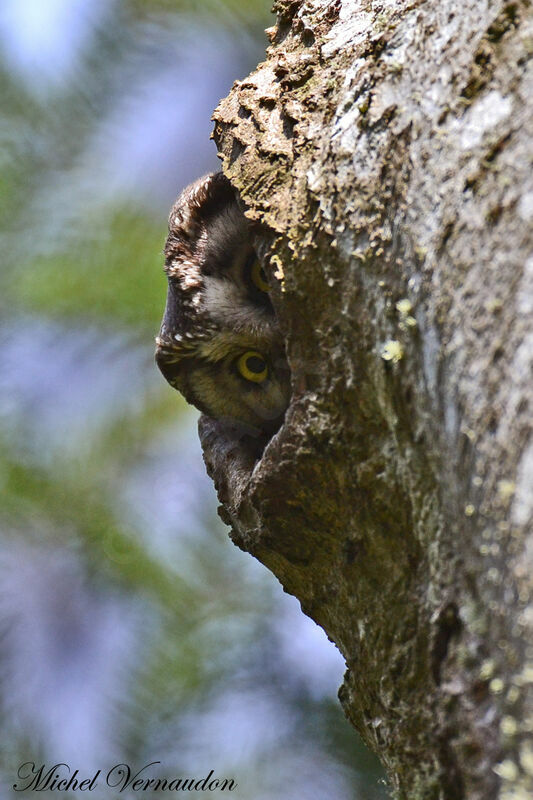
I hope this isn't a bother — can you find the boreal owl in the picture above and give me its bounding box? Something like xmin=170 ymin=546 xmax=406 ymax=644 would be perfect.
xmin=155 ymin=172 xmax=290 ymax=437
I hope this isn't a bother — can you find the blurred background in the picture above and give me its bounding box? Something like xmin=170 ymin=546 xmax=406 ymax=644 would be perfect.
xmin=0 ymin=1 xmax=387 ymax=797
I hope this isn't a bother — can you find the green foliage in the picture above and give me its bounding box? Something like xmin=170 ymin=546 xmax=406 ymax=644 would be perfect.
xmin=11 ymin=210 xmax=167 ymax=332
xmin=126 ymin=0 xmax=273 ymax=29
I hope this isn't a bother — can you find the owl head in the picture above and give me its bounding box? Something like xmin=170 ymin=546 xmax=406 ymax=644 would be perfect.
xmin=155 ymin=173 xmax=290 ymax=436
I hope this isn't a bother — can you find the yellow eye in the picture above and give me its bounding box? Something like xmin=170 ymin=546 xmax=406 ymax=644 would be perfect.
xmin=237 ymin=351 xmax=268 ymax=383
xmin=250 ymin=260 xmax=270 ymax=293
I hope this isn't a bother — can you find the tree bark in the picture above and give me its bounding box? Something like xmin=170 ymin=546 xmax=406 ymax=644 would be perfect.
xmin=200 ymin=1 xmax=533 ymax=797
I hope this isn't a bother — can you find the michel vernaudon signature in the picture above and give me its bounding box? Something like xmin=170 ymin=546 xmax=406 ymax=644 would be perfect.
xmin=13 ymin=762 xmax=237 ymax=793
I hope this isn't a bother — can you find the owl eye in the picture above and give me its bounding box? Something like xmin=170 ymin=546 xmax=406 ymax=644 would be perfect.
xmin=237 ymin=351 xmax=268 ymax=383
xmin=250 ymin=260 xmax=271 ymax=293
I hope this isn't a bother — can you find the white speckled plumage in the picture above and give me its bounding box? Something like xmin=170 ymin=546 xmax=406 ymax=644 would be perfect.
xmin=155 ymin=172 xmax=290 ymax=435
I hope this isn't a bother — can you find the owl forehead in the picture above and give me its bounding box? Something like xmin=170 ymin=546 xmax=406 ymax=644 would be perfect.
xmin=194 ymin=330 xmax=272 ymax=363
xmin=160 ymin=323 xmax=281 ymax=364
xmin=165 ymin=174 xmax=249 ymax=303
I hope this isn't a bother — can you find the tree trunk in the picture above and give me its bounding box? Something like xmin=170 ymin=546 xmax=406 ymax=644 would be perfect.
xmin=200 ymin=1 xmax=533 ymax=797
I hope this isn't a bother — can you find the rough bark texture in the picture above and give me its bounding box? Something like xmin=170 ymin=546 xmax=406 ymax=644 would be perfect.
xmin=200 ymin=1 xmax=533 ymax=797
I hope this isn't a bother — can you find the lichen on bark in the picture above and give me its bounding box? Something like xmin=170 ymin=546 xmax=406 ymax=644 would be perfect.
xmin=200 ymin=1 xmax=533 ymax=797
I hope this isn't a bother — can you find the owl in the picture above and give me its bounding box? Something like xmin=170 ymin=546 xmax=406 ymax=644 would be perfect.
xmin=155 ymin=172 xmax=290 ymax=438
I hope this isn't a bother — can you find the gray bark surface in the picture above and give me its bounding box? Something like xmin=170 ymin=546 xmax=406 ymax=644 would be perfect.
xmin=200 ymin=1 xmax=533 ymax=797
